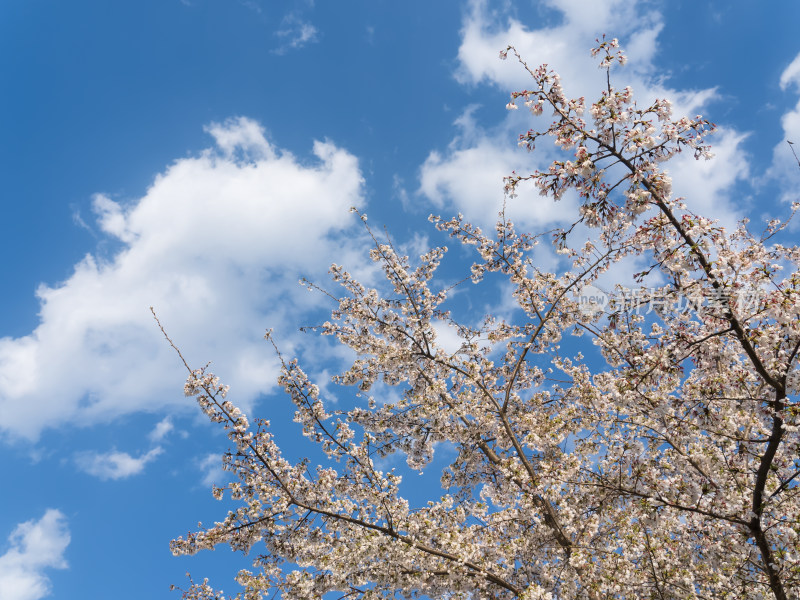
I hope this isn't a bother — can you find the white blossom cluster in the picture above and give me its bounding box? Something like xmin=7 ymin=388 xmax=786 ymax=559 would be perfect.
xmin=170 ymin=39 xmax=800 ymax=600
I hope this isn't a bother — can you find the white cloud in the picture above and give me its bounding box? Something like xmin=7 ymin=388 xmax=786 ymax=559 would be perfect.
xmin=0 ymin=510 xmax=70 ymax=600
xmin=456 ymin=0 xmax=664 ymax=100
xmin=461 ymin=0 xmax=715 ymax=113
xmin=148 ymin=417 xmax=174 ymax=443
xmin=418 ymin=105 xmax=581 ymax=232
xmin=769 ymin=51 xmax=800 ymax=203
xmin=273 ymin=15 xmax=318 ymax=55
xmin=420 ymin=0 xmax=747 ymax=237
xmin=75 ymin=447 xmax=163 ymax=480
xmin=0 ymin=117 xmax=365 ymax=441
xmin=392 ymin=174 xmax=411 ymax=210
xmin=668 ymin=127 xmax=751 ymax=229
xmin=197 ymin=452 xmax=228 ymax=488
xmin=204 ymin=118 xmax=274 ymax=159
xmin=780 ymin=53 xmax=800 ymax=92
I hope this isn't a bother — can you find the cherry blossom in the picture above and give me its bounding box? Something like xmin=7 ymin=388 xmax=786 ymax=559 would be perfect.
xmin=164 ymin=38 xmax=800 ymax=600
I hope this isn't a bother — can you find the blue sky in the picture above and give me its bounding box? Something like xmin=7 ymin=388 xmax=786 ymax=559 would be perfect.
xmin=1 ymin=1 xmax=799 ymax=598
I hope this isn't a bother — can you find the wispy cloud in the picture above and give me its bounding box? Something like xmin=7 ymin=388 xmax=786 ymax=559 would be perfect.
xmin=148 ymin=417 xmax=174 ymax=443
xmin=780 ymin=53 xmax=800 ymax=91
xmin=197 ymin=452 xmax=228 ymax=488
xmin=238 ymin=0 xmax=263 ymax=14
xmin=273 ymin=14 xmax=318 ymax=54
xmin=75 ymin=447 xmax=163 ymax=480
xmin=0 ymin=510 xmax=70 ymax=600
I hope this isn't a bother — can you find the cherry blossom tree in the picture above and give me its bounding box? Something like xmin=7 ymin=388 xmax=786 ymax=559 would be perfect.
xmin=164 ymin=38 xmax=800 ymax=600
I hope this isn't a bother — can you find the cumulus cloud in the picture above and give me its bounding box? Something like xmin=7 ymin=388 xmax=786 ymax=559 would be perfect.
xmin=419 ymin=0 xmax=747 ymax=235
xmin=457 ymin=0 xmax=661 ymax=99
xmin=0 ymin=117 xmax=365 ymax=441
xmin=75 ymin=447 xmax=163 ymax=480
xmin=0 ymin=510 xmax=70 ymax=600
xmin=769 ymin=51 xmax=800 ymax=202
xmin=455 ymin=0 xmax=715 ymax=114
xmin=419 ymin=105 xmax=581 ymax=231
